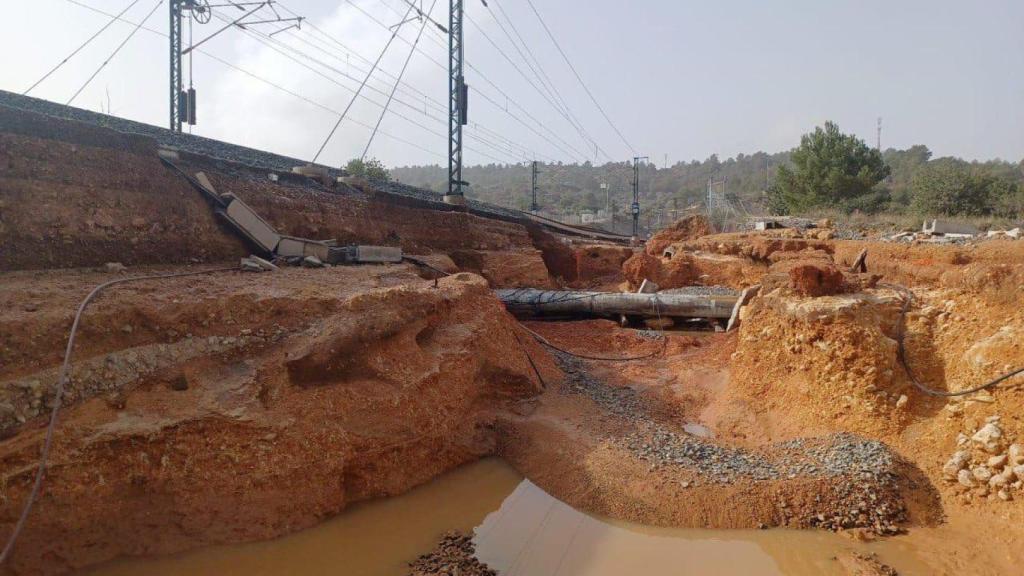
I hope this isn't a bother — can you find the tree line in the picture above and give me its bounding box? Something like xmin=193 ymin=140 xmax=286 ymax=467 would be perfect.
xmin=386 ymin=123 xmax=1024 ymax=221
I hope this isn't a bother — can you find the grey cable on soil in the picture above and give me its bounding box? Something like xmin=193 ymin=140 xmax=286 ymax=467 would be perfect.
xmin=0 ymin=266 xmax=237 ymax=564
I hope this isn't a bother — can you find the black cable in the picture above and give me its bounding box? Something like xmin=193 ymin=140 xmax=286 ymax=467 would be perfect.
xmin=524 ymin=0 xmax=635 ymax=155
xmin=510 ymin=327 xmax=548 ymax=389
xmin=24 ymin=0 xmax=143 ymax=95
xmin=522 ymin=324 xmax=667 ymax=362
xmin=66 ymin=0 xmax=164 ymax=106
xmin=401 ymin=255 xmax=452 ymax=278
xmin=0 ymin=265 xmax=238 ymax=565
xmin=886 ymin=283 xmax=1024 ymax=397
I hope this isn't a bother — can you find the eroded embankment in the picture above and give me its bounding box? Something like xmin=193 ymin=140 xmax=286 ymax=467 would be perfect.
xmin=0 ymin=104 xmax=555 ymax=288
xmin=0 ymin=266 xmax=559 ymax=575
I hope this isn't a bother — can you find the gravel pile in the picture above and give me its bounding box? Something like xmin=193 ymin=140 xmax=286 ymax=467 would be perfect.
xmin=407 ymin=531 xmax=495 ymax=576
xmin=659 ymin=286 xmax=739 ymax=297
xmin=554 ymin=352 xmax=908 ymax=533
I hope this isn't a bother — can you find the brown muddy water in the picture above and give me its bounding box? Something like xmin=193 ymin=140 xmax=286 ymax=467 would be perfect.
xmin=87 ymin=458 xmax=932 ymax=576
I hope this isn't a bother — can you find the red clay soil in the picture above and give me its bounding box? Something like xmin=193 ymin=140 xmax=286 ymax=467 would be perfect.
xmin=572 ymin=244 xmax=635 ymax=286
xmin=0 ymin=266 xmax=559 ymax=575
xmin=644 ymin=214 xmax=713 ymax=257
xmin=0 ymin=108 xmax=554 ymax=289
xmin=500 ymin=320 xmax=937 ymax=536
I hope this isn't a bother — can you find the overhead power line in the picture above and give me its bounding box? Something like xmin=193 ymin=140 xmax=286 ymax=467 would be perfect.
xmin=273 ymin=2 xmax=547 ymax=161
xmin=524 ymin=0 xmax=635 ymax=155
xmin=60 ymin=0 xmax=450 ymax=160
xmin=310 ymin=1 xmax=416 ymax=163
xmin=67 ymin=0 xmax=164 ymax=106
xmin=353 ymin=0 xmax=589 ymax=161
xmin=362 ymin=0 xmax=439 ymax=160
xmin=25 ymin=0 xmax=143 ymax=95
xmin=221 ymin=13 xmax=522 ymax=163
xmin=472 ymin=5 xmax=610 ymax=162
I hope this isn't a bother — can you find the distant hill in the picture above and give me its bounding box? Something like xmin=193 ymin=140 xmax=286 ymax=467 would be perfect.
xmin=391 ymin=146 xmax=1023 ymax=227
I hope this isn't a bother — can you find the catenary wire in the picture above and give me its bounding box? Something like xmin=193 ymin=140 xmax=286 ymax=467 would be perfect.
xmin=524 ymin=0 xmax=635 ymax=155
xmin=24 ymin=0 xmax=143 ymax=95
xmin=66 ymin=0 xmax=164 ymax=105
xmin=362 ymin=0 xmax=439 ymax=160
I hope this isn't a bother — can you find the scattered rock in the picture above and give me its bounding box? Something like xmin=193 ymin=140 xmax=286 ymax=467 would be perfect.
xmin=407 ymin=531 xmax=495 ymax=576
xmin=957 ymin=469 xmax=975 ymax=488
xmin=987 ymin=454 xmax=1008 ymax=470
xmin=971 ymin=422 xmax=1003 ymax=454
xmin=302 ymin=255 xmax=324 ymax=268
xmin=1008 ymin=444 xmax=1024 ymax=466
xmin=103 ymin=262 xmax=127 ymax=273
xmin=942 ymin=451 xmax=970 ymax=481
xmin=972 ymin=466 xmax=993 ymax=483
xmin=895 ymin=395 xmax=908 ymax=410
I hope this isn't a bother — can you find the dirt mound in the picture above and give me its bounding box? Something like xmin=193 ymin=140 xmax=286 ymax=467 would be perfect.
xmin=574 ymin=244 xmax=634 ymax=285
xmin=725 ymin=289 xmax=912 ymax=440
xmin=645 ymin=215 xmax=712 ymax=256
xmin=786 ymin=261 xmax=848 ymax=296
xmin=0 ymin=266 xmax=558 ymax=574
xmin=621 ymin=250 xmax=763 ymax=290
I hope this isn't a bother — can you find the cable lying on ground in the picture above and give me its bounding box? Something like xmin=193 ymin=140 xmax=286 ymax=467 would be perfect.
xmin=0 ymin=266 xmax=237 ymax=565
xmin=520 ymin=324 xmax=666 ymax=362
xmin=885 ymin=282 xmax=1024 ymax=398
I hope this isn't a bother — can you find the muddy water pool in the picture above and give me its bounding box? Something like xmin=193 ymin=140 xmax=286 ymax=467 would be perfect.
xmin=87 ymin=458 xmax=931 ymax=575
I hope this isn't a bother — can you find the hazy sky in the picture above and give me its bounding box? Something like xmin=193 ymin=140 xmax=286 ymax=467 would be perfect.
xmin=3 ymin=0 xmax=1023 ymax=167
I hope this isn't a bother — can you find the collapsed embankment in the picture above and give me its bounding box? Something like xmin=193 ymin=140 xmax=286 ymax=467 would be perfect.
xmin=0 ymin=104 xmax=557 ymax=288
xmin=0 ymin=266 xmax=559 ymax=574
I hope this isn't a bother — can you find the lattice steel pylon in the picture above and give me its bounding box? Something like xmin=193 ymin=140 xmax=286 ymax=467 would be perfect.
xmin=705 ymin=177 xmax=740 ymax=232
xmin=169 ymin=1 xmax=185 ymax=132
xmin=169 ymin=1 xmax=300 ymax=133
xmin=446 ymin=0 xmax=467 ymax=200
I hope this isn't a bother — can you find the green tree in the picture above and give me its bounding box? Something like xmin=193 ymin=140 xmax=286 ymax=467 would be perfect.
xmin=344 ymin=157 xmax=391 ymax=181
xmin=770 ymin=121 xmax=890 ymax=214
xmin=910 ymin=158 xmax=992 ymax=216
xmin=986 ymin=177 xmax=1023 ymax=218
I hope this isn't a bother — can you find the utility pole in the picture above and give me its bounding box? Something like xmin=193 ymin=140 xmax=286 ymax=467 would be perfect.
xmin=631 ymin=156 xmax=648 ymax=238
xmin=877 ymin=117 xmax=882 ymax=151
xmin=530 ymin=160 xmax=540 ymax=212
xmin=169 ymin=1 xmax=300 ymax=133
xmin=169 ymin=0 xmax=186 ymax=132
xmin=445 ymin=0 xmax=468 ymax=204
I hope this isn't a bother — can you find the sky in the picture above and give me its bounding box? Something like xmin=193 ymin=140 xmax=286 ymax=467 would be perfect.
xmin=3 ymin=0 xmax=1023 ymax=168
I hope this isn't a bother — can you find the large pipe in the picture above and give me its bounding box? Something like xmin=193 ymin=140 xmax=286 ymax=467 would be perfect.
xmin=495 ymin=289 xmax=736 ymax=319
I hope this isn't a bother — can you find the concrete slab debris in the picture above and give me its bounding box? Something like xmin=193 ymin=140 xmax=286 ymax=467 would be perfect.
xmin=221 ymin=194 xmax=281 ymax=254
xmin=637 ymin=279 xmax=660 ymax=294
xmin=726 ymin=284 xmax=761 ymax=332
xmin=923 ymin=220 xmax=980 ymax=236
